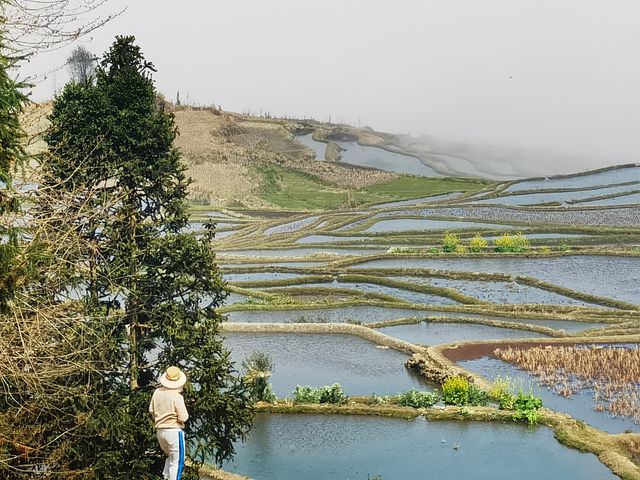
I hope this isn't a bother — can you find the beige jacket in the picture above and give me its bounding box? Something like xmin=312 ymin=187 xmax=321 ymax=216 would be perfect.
xmin=149 ymin=387 xmax=189 ymax=429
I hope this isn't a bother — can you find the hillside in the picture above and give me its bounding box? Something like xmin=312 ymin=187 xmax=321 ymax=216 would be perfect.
xmin=23 ymin=102 xmax=490 ymax=211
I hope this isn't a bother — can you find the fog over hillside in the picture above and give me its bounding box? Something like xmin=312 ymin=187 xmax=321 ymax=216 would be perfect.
xmin=20 ymin=0 xmax=640 ymax=177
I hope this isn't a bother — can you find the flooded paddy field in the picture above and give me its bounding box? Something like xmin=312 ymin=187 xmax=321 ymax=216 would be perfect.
xmin=222 ymin=272 xmax=304 ymax=283
xmin=377 ymin=322 xmax=549 ymax=345
xmin=295 ymin=234 xmax=371 ymax=244
xmin=474 ymin=184 xmax=640 ymax=206
xmin=351 ymin=256 xmax=640 ymax=304
xmin=504 ymin=165 xmax=640 ymax=192
xmin=579 ymin=191 xmax=640 ymax=207
xmin=378 ymin=205 xmax=640 ymax=227
xmin=262 ymin=281 xmax=462 ymax=306
xmin=398 ymin=275 xmax=596 ymax=306
xmin=295 ymin=133 xmax=327 ymax=160
xmin=363 ymin=218 xmax=515 ymax=233
xmin=224 ymin=332 xmax=428 ymax=396
xmin=222 ymin=414 xmax=617 ymax=480
xmin=370 ymin=192 xmax=464 ymax=209
xmin=337 ymin=141 xmax=443 ymax=177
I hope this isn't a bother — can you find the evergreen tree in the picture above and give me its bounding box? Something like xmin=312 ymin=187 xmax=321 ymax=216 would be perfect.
xmin=42 ymin=36 xmax=253 ymax=478
xmin=0 ymin=28 xmax=29 ymax=313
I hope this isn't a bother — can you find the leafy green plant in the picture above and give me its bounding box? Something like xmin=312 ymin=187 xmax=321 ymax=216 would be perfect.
xmin=396 ymin=389 xmax=440 ymax=408
xmin=292 ymin=385 xmax=321 ymax=403
xmin=539 ymin=246 xmax=552 ymax=254
xmin=467 ymin=384 xmax=490 ymax=406
xmin=442 ymin=376 xmax=470 ymax=405
xmin=494 ymin=233 xmax=530 ymax=253
xmin=293 ymin=384 xmax=347 ymax=404
xmin=512 ymin=392 xmax=543 ymax=425
xmin=442 ymin=232 xmax=461 ymax=252
xmin=469 ymin=234 xmax=488 ymax=252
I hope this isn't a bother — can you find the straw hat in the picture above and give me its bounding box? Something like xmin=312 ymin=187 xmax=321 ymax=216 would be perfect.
xmin=160 ymin=366 xmax=187 ymax=389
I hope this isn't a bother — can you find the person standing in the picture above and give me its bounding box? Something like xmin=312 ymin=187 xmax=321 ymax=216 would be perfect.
xmin=149 ymin=366 xmax=189 ymax=480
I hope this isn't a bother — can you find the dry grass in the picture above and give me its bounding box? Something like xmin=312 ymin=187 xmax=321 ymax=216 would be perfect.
xmin=188 ymin=161 xmax=268 ymax=208
xmin=174 ymin=108 xmax=398 ymax=202
xmin=495 ymin=345 xmax=640 ymax=422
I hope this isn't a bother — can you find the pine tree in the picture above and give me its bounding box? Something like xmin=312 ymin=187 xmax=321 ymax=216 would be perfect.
xmin=42 ymin=36 xmax=253 ymax=478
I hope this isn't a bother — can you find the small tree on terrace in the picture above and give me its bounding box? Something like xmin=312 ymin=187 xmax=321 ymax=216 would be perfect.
xmin=43 ymin=35 xmax=253 ymax=478
xmin=66 ymin=45 xmax=96 ymax=83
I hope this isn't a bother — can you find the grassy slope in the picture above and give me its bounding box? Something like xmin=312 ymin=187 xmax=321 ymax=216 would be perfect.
xmin=255 ymin=163 xmax=491 ymax=210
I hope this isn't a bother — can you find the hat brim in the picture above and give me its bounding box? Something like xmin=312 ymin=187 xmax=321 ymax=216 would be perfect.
xmin=160 ymin=371 xmax=187 ymax=389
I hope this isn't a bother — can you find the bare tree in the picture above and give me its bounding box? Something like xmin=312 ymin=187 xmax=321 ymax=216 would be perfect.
xmin=2 ymin=0 xmax=121 ymax=56
xmin=67 ymin=44 xmax=94 ymax=82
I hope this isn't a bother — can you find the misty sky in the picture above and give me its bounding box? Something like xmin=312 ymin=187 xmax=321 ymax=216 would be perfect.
xmin=21 ymin=0 xmax=640 ymax=170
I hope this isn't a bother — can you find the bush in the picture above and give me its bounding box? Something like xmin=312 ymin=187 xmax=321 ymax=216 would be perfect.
xmin=396 ymin=389 xmax=440 ymax=408
xmin=493 ymin=233 xmax=530 ymax=253
xmin=467 ymin=384 xmax=490 ymax=406
xmin=442 ymin=232 xmax=461 ymax=252
xmin=442 ymin=376 xmax=469 ymax=405
xmin=469 ymin=234 xmax=488 ymax=252
xmin=293 ymin=385 xmax=321 ymax=403
xmin=512 ymin=392 xmax=543 ymax=425
xmin=293 ymin=384 xmax=347 ymax=404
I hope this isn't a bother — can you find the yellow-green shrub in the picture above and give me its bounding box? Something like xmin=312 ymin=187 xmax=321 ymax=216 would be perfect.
xmin=442 ymin=232 xmax=460 ymax=252
xmin=469 ymin=234 xmax=488 ymax=252
xmin=442 ymin=376 xmax=469 ymax=405
xmin=494 ymin=233 xmax=530 ymax=253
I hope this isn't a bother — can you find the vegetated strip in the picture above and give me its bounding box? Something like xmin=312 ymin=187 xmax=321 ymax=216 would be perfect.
xmin=262 ymin=285 xmax=411 ymax=304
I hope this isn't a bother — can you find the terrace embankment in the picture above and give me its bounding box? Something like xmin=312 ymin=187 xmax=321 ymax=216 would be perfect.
xmin=220 ymin=322 xmax=425 ymax=355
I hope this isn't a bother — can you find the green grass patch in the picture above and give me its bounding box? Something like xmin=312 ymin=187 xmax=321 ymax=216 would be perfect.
xmin=361 ymin=176 xmax=491 ymax=201
xmin=255 ymin=164 xmax=493 ymax=211
xmin=255 ymin=164 xmax=356 ymax=210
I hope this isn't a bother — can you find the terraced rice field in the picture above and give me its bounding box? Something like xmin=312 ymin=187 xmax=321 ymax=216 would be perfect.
xmin=201 ymin=162 xmax=640 ymax=479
